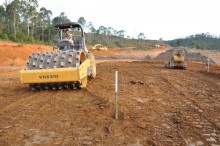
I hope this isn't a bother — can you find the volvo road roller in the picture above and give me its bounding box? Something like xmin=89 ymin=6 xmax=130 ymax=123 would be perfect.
xmin=165 ymin=49 xmax=187 ymax=69
xmin=20 ymin=22 xmax=96 ymax=90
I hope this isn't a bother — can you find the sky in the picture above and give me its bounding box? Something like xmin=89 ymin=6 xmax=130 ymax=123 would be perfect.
xmin=1 ymin=0 xmax=220 ymax=40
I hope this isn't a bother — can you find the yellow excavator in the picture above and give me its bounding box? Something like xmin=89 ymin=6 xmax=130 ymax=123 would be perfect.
xmin=20 ymin=22 xmax=96 ymax=90
xmin=92 ymin=44 xmax=107 ymax=50
xmin=165 ymin=49 xmax=187 ymax=69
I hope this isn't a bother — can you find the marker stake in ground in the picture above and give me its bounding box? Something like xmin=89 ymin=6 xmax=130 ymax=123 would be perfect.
xmin=115 ymin=71 xmax=118 ymax=119
xmin=206 ymin=58 xmax=210 ymax=72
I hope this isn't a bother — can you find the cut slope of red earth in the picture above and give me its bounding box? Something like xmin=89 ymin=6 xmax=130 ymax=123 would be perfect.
xmin=0 ymin=41 xmax=169 ymax=67
xmin=0 ymin=41 xmax=53 ymax=66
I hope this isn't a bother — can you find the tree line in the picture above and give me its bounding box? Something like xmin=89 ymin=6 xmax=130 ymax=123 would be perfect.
xmin=166 ymin=33 xmax=220 ymax=50
xmin=0 ymin=0 xmax=152 ymax=46
xmin=1 ymin=0 xmax=220 ymax=50
xmin=0 ymin=0 xmax=83 ymax=43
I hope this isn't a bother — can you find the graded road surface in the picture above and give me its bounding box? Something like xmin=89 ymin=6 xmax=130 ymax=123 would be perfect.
xmin=0 ymin=60 xmax=220 ymax=145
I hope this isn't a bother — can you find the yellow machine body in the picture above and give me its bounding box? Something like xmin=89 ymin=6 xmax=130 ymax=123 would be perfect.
xmin=171 ymin=56 xmax=185 ymax=63
xmin=165 ymin=49 xmax=187 ymax=69
xmin=20 ymin=59 xmax=90 ymax=84
xmin=20 ymin=22 xmax=96 ymax=90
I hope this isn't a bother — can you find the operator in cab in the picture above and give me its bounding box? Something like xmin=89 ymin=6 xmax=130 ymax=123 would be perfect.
xmin=63 ymin=28 xmax=75 ymax=46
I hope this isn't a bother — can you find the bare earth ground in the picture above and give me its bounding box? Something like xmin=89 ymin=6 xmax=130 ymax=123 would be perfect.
xmin=0 ymin=41 xmax=220 ymax=145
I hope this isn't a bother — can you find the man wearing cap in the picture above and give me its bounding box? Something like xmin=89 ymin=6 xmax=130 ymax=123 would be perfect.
xmin=63 ymin=28 xmax=74 ymax=45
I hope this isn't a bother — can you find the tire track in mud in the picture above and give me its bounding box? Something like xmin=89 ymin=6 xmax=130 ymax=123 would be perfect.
xmin=0 ymin=90 xmax=59 ymax=132
xmin=85 ymin=62 xmax=181 ymax=145
xmin=93 ymin=61 xmax=220 ymax=145
xmin=0 ymin=90 xmax=64 ymax=145
xmin=0 ymin=61 xmax=219 ymax=145
xmin=135 ymin=62 xmax=219 ymax=145
xmin=0 ymin=91 xmax=48 ymax=120
xmin=0 ymin=91 xmax=43 ymax=129
xmin=159 ymin=72 xmax=220 ymax=145
xmin=55 ymin=89 xmax=109 ymax=146
xmin=1 ymin=89 xmax=98 ymax=146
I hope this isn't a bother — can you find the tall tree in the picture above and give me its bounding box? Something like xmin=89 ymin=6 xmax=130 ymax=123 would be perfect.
xmin=38 ymin=7 xmax=52 ymax=42
xmin=97 ymin=26 xmax=107 ymax=35
xmin=117 ymin=30 xmax=126 ymax=38
xmin=85 ymin=22 xmax=96 ymax=33
xmin=0 ymin=5 xmax=8 ymax=39
xmin=5 ymin=0 xmax=23 ymax=40
xmin=137 ymin=32 xmax=145 ymax=40
xmin=52 ymin=12 xmax=71 ymax=25
xmin=107 ymin=27 xmax=114 ymax=35
xmin=78 ymin=17 xmax=86 ymax=28
xmin=20 ymin=0 xmax=39 ymax=39
xmin=0 ymin=5 xmax=6 ymax=30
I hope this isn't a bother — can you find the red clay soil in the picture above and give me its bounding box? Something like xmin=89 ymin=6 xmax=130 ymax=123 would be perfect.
xmin=0 ymin=42 xmax=220 ymax=145
xmin=0 ymin=41 xmax=53 ymax=66
xmin=0 ymin=41 xmax=168 ymax=67
xmin=91 ymin=47 xmax=169 ymax=60
xmin=91 ymin=47 xmax=168 ymax=56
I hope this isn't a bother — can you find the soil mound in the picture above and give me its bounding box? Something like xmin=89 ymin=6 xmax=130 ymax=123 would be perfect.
xmin=0 ymin=41 xmax=52 ymax=67
xmin=155 ymin=47 xmax=220 ymax=65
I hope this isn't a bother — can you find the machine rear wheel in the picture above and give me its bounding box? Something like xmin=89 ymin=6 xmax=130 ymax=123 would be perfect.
xmin=88 ymin=53 xmax=96 ymax=79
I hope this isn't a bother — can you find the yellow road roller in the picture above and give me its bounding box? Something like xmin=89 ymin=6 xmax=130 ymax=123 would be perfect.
xmin=20 ymin=22 xmax=96 ymax=90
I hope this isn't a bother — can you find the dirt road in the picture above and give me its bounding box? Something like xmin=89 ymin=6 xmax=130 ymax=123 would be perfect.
xmin=0 ymin=61 xmax=220 ymax=145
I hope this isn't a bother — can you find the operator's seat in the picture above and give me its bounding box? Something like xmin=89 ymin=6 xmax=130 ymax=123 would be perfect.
xmin=58 ymin=39 xmax=73 ymax=51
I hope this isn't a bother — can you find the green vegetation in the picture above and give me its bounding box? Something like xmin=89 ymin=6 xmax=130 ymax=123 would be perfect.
xmin=0 ymin=0 xmax=76 ymax=45
xmin=85 ymin=33 xmax=166 ymax=49
xmin=166 ymin=33 xmax=220 ymax=50
xmin=0 ymin=0 xmax=167 ymax=49
xmin=1 ymin=0 xmax=219 ymax=50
